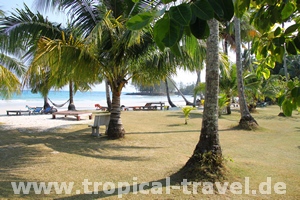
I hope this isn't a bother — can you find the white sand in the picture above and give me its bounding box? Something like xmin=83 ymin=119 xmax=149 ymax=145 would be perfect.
xmin=0 ymin=100 xmax=98 ymax=132
xmin=0 ymin=97 xmax=187 ymax=132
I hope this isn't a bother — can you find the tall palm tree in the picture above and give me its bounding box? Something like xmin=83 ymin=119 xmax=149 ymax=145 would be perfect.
xmin=182 ymin=18 xmax=223 ymax=180
xmin=33 ymin=0 xmax=174 ymax=139
xmin=234 ymin=16 xmax=258 ymax=129
xmin=1 ymin=5 xmax=102 ymax=110
xmin=219 ymin=64 xmax=237 ymax=114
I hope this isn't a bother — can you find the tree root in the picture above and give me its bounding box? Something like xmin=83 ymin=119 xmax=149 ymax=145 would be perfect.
xmin=239 ymin=115 xmax=259 ymax=130
xmin=175 ymin=152 xmax=226 ymax=183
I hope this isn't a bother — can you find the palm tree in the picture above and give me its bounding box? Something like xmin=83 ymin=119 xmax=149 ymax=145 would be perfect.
xmin=182 ymin=18 xmax=223 ymax=180
xmin=1 ymin=5 xmax=104 ymax=110
xmin=219 ymin=64 xmax=237 ymax=114
xmin=165 ymin=78 xmax=177 ymax=107
xmin=0 ymin=11 xmax=26 ymax=99
xmin=234 ymin=16 xmax=258 ymax=129
xmin=33 ymin=0 xmax=174 ymax=139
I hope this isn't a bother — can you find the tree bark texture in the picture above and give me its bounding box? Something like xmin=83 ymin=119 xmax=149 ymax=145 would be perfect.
xmin=234 ymin=17 xmax=258 ymax=129
xmin=107 ymin=91 xmax=125 ymax=139
xmin=105 ymin=79 xmax=112 ymax=111
xmin=68 ymin=81 xmax=76 ymax=110
xmin=182 ymin=19 xmax=223 ymax=181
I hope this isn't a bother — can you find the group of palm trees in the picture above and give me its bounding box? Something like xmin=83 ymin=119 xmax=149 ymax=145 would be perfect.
xmin=0 ymin=0 xmax=263 ymax=136
xmin=2 ymin=0 xmax=296 ymax=181
xmin=0 ymin=1 xmax=202 ymax=138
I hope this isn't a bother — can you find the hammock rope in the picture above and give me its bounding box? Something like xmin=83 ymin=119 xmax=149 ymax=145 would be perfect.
xmin=48 ymin=98 xmax=70 ymax=108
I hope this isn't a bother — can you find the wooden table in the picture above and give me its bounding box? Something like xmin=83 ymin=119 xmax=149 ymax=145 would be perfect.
xmin=52 ymin=111 xmax=92 ymax=121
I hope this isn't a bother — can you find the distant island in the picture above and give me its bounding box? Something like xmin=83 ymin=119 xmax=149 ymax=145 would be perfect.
xmin=125 ymin=92 xmax=166 ymax=96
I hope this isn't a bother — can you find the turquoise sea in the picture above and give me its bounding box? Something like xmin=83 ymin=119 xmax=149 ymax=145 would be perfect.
xmin=1 ymin=90 xmax=189 ymax=111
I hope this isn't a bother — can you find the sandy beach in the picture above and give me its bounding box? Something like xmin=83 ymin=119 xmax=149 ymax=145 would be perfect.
xmin=0 ymin=99 xmax=186 ymax=132
xmin=0 ymin=100 xmax=108 ymax=132
xmin=0 ymin=90 xmax=192 ymax=133
xmin=0 ymin=109 xmax=95 ymax=132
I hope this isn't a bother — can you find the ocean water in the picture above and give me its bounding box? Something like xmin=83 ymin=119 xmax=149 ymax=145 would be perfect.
xmin=0 ymin=90 xmax=190 ymax=111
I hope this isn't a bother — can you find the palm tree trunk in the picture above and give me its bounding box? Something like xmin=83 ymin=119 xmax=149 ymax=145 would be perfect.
xmin=235 ymin=17 xmax=258 ymax=129
xmin=107 ymin=89 xmax=125 ymax=139
xmin=181 ymin=19 xmax=223 ymax=181
xmin=223 ymin=22 xmax=232 ymax=115
xmin=168 ymin=77 xmax=193 ymax=106
xmin=43 ymin=95 xmax=50 ymax=109
xmin=68 ymin=80 xmax=76 ymax=110
xmin=193 ymin=70 xmax=201 ymax=106
xmin=105 ymin=79 xmax=112 ymax=111
xmin=165 ymin=79 xmax=176 ymax=107
xmin=226 ymin=95 xmax=232 ymax=114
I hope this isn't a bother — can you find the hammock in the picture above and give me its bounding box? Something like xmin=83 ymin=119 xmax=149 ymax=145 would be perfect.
xmin=48 ymin=98 xmax=70 ymax=108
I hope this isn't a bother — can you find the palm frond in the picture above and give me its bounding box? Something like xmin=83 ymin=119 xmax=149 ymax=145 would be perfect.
xmin=0 ymin=65 xmax=21 ymax=99
xmin=0 ymin=53 xmax=26 ymax=76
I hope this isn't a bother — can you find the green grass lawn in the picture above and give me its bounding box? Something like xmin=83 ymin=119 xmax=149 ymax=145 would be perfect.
xmin=0 ymin=105 xmax=299 ymax=199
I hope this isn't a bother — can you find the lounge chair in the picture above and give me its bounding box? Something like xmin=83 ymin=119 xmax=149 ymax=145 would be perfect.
xmin=43 ymin=106 xmax=58 ymax=114
xmin=26 ymin=105 xmax=36 ymax=112
xmin=31 ymin=107 xmax=43 ymax=114
xmin=95 ymin=104 xmax=108 ymax=111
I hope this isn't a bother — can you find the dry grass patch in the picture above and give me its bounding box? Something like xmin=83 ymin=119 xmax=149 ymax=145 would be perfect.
xmin=0 ymin=106 xmax=299 ymax=199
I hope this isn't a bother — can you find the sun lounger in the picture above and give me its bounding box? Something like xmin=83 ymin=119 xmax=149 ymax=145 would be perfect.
xmin=43 ymin=106 xmax=58 ymax=114
xmin=31 ymin=107 xmax=43 ymax=114
xmin=124 ymin=102 xmax=168 ymax=111
xmin=95 ymin=104 xmax=108 ymax=111
xmin=6 ymin=110 xmax=31 ymax=115
xmin=89 ymin=114 xmax=110 ymax=137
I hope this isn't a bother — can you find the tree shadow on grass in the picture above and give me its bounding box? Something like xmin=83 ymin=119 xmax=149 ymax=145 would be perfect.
xmin=126 ymin=130 xmax=199 ymax=134
xmin=0 ymin=125 xmax=192 ymax=199
xmin=54 ymin=173 xmax=184 ymax=200
xmin=167 ymin=112 xmax=203 ymax=119
xmin=0 ymin=127 xmax=160 ymax=165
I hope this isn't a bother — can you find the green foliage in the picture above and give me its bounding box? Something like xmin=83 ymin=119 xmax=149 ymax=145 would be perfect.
xmin=190 ymin=0 xmax=214 ymax=20
xmin=189 ymin=18 xmax=210 ymax=39
xmin=125 ymin=11 xmax=155 ymax=30
xmin=218 ymin=93 xmax=229 ymax=116
xmin=277 ymin=78 xmax=300 ymax=116
xmin=127 ymin=0 xmax=234 ymax=51
xmin=250 ymin=0 xmax=300 ymax=71
xmin=169 ymin=3 xmax=192 ymax=26
xmin=182 ymin=106 xmax=196 ymax=124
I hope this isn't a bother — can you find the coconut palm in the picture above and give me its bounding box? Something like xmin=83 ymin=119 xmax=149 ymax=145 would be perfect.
xmin=1 ymin=5 xmax=104 ymax=110
xmin=32 ymin=0 xmax=176 ymax=139
xmin=234 ymin=16 xmax=258 ymax=129
xmin=219 ymin=64 xmax=237 ymax=114
xmin=0 ymin=11 xmax=26 ymax=99
xmin=182 ymin=18 xmax=224 ymax=180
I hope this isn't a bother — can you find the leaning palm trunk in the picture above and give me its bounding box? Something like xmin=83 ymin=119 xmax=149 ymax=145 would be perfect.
xmin=105 ymin=79 xmax=112 ymax=111
xmin=165 ymin=79 xmax=176 ymax=107
xmin=169 ymin=77 xmax=193 ymax=106
xmin=68 ymin=81 xmax=76 ymax=110
xmin=181 ymin=19 xmax=223 ymax=181
xmin=107 ymin=86 xmax=125 ymax=139
xmin=235 ymin=17 xmax=258 ymax=129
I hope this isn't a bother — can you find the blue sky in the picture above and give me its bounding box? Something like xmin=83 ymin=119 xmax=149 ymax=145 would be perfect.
xmin=2 ymin=0 xmax=199 ymax=92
